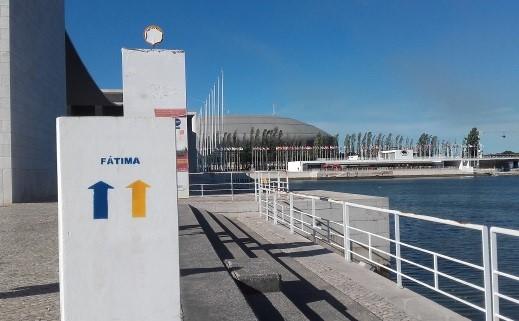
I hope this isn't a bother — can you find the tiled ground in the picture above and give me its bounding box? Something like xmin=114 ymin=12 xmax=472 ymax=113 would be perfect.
xmin=0 ymin=203 xmax=59 ymax=321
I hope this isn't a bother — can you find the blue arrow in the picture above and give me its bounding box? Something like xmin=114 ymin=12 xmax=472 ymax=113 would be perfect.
xmin=88 ymin=181 xmax=114 ymax=220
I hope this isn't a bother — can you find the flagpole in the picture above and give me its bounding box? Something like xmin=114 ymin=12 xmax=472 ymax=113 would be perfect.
xmin=221 ymin=70 xmax=224 ymax=145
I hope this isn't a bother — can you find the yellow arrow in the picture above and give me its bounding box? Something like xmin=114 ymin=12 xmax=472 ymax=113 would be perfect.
xmin=126 ymin=180 xmax=151 ymax=218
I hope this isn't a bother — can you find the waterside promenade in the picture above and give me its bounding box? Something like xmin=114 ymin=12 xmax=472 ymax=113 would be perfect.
xmin=1 ymin=197 xmax=467 ymax=321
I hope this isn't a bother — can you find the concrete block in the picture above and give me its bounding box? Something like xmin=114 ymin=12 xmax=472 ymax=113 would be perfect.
xmin=0 ymin=51 xmax=8 ymax=63
xmin=0 ymin=82 xmax=9 ymax=97
xmin=2 ymin=167 xmax=11 ymax=204
xmin=0 ymin=143 xmax=10 ymax=156
xmin=0 ymin=6 xmax=9 ymax=17
xmin=352 ymin=220 xmax=387 ymax=235
xmin=225 ymin=258 xmax=281 ymax=293
xmin=0 ymin=120 xmax=11 ymax=132
xmin=0 ymin=155 xmax=10 ymax=168
xmin=0 ymin=28 xmax=8 ymax=40
xmin=0 ymin=38 xmax=8 ymax=51
xmin=0 ymin=132 xmax=10 ymax=144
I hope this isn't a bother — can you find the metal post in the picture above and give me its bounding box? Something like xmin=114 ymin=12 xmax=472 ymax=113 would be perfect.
xmin=277 ymin=172 xmax=281 ymax=191
xmin=258 ymin=187 xmax=262 ymax=217
xmin=490 ymin=229 xmax=499 ymax=321
xmin=327 ymin=219 xmax=331 ymax=244
xmin=343 ymin=203 xmax=351 ymax=262
xmin=266 ymin=188 xmax=269 ymax=222
xmin=254 ymin=176 xmax=258 ymax=201
xmin=311 ymin=198 xmax=316 ymax=228
xmin=289 ymin=193 xmax=294 ymax=234
xmin=433 ymin=254 xmax=439 ymax=289
xmin=395 ymin=213 xmax=402 ymax=288
xmin=230 ymin=172 xmax=234 ymax=200
xmin=273 ymin=190 xmax=278 ymax=225
xmin=368 ymin=233 xmax=372 ymax=261
xmin=482 ymin=227 xmax=493 ymax=321
xmin=201 ymin=184 xmax=204 ymax=197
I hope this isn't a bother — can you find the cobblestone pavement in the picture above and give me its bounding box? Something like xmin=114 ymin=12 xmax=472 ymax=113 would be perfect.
xmin=0 ymin=203 xmax=59 ymax=321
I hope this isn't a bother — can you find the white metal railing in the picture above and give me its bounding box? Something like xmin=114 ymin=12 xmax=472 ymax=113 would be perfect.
xmin=490 ymin=227 xmax=519 ymax=321
xmin=189 ymin=171 xmax=290 ymax=200
xmin=255 ymin=183 xmax=502 ymax=321
xmin=253 ymin=171 xmax=290 ymax=202
xmin=189 ymin=172 xmax=256 ymax=198
xmin=190 ymin=182 xmax=254 ymax=196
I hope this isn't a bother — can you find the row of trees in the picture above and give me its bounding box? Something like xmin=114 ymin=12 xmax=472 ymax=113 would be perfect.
xmin=219 ymin=127 xmax=314 ymax=148
xmin=342 ymin=130 xmax=481 ymax=159
xmin=343 ymin=132 xmax=416 ymax=159
xmin=199 ymin=127 xmax=482 ymax=171
xmin=218 ymin=127 xmax=340 ymax=148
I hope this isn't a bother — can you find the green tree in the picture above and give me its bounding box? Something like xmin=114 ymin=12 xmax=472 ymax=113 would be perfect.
xmin=357 ymin=132 xmax=362 ymax=154
xmin=254 ymin=129 xmax=260 ymax=143
xmin=249 ymin=127 xmax=255 ymax=146
xmin=232 ymin=130 xmax=238 ymax=147
xmin=466 ymin=127 xmax=480 ymax=158
xmin=344 ymin=134 xmax=350 ymax=154
xmin=418 ymin=133 xmax=429 ymax=156
xmin=350 ymin=134 xmax=356 ymax=154
xmin=385 ymin=133 xmax=393 ymax=150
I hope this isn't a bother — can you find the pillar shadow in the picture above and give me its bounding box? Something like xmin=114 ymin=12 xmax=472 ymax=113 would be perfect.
xmin=190 ymin=204 xmax=364 ymax=321
xmin=0 ymin=282 xmax=59 ymax=299
xmin=189 ymin=205 xmax=288 ymax=321
xmin=222 ymin=216 xmax=366 ymax=321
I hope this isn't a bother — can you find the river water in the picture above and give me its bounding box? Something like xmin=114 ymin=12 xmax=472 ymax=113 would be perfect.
xmin=290 ymin=176 xmax=519 ymax=320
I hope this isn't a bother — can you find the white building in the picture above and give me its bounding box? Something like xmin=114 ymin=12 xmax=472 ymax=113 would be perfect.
xmin=378 ymin=149 xmax=414 ymax=161
xmin=0 ymin=0 xmax=66 ymax=204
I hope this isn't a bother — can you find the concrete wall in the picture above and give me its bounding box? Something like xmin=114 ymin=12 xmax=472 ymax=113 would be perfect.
xmin=293 ymin=190 xmax=390 ymax=267
xmin=0 ymin=0 xmax=66 ymax=204
xmin=0 ymin=0 xmax=11 ymax=204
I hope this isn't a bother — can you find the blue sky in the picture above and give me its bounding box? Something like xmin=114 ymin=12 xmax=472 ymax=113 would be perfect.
xmin=66 ymin=0 xmax=519 ymax=152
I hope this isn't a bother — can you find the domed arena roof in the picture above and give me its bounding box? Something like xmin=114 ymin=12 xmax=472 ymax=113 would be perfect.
xmin=215 ymin=115 xmax=330 ymax=144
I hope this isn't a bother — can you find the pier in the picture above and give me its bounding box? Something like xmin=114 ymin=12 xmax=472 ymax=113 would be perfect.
xmin=2 ymin=171 xmax=518 ymax=320
xmin=5 ymin=181 xmax=518 ymax=319
xmin=0 ymin=201 xmax=466 ymax=321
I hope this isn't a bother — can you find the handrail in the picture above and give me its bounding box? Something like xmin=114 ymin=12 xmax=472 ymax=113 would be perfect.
xmin=190 ymin=171 xmax=290 ymax=199
xmin=255 ymin=183 xmax=506 ymax=321
xmin=490 ymin=226 xmax=519 ymax=321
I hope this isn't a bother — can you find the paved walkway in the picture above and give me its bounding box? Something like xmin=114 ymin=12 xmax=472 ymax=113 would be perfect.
xmin=179 ymin=202 xmax=379 ymax=321
xmin=188 ymin=195 xmax=468 ymax=321
xmin=0 ymin=203 xmax=59 ymax=321
xmin=179 ymin=203 xmax=257 ymax=321
xmin=0 ymin=197 xmax=469 ymax=321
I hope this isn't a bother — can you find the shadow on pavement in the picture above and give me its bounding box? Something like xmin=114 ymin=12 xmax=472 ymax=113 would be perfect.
xmin=0 ymin=282 xmax=59 ymax=299
xmin=189 ymin=204 xmax=362 ymax=321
